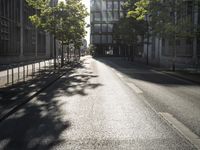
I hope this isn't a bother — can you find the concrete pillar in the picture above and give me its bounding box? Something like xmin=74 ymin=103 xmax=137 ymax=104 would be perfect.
xmin=35 ymin=10 xmax=38 ymax=58
xmin=20 ymin=0 xmax=24 ymax=58
xmin=193 ymin=0 xmax=198 ymax=64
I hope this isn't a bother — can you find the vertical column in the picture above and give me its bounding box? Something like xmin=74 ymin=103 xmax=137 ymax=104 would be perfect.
xmin=35 ymin=10 xmax=38 ymax=58
xmin=20 ymin=0 xmax=24 ymax=58
xmin=193 ymin=0 xmax=198 ymax=64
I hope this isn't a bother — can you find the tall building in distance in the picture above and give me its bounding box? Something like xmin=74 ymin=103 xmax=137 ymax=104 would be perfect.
xmin=90 ymin=0 xmax=200 ymax=68
xmin=90 ymin=0 xmax=125 ymax=56
xmin=0 ymin=0 xmax=58 ymax=64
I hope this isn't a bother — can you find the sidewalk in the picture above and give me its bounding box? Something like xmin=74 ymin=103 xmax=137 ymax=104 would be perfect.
xmin=163 ymin=70 xmax=200 ymax=84
xmin=0 ymin=62 xmax=79 ymax=122
xmin=103 ymin=57 xmax=200 ymax=84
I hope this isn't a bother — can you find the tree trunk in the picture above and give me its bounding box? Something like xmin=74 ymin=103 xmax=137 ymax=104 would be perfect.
xmin=67 ymin=44 xmax=70 ymax=63
xmin=61 ymin=40 xmax=64 ymax=67
xmin=54 ymin=36 xmax=57 ymax=70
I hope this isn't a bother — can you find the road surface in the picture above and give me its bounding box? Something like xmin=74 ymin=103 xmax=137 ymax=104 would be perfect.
xmin=0 ymin=56 xmax=198 ymax=150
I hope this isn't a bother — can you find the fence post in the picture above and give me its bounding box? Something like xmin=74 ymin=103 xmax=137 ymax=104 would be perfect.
xmin=39 ymin=62 xmax=41 ymax=73
xmin=44 ymin=61 xmax=46 ymax=70
xmin=27 ymin=65 xmax=29 ymax=77
xmin=23 ymin=64 xmax=25 ymax=82
xmin=18 ymin=64 xmax=20 ymax=81
xmin=7 ymin=66 xmax=9 ymax=85
xmin=11 ymin=67 xmax=14 ymax=85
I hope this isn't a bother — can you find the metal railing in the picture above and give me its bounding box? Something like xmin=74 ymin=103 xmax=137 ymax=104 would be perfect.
xmin=0 ymin=59 xmax=55 ymax=88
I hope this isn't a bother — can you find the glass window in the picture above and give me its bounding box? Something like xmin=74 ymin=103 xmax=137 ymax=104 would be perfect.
xmin=107 ymin=1 xmax=113 ymax=11
xmin=102 ymin=12 xmax=107 ymax=21
xmin=102 ymin=24 xmax=107 ymax=32
xmin=94 ymin=1 xmax=101 ymax=10
xmin=113 ymin=12 xmax=119 ymax=21
xmin=108 ymin=35 xmax=113 ymax=43
xmin=108 ymin=24 xmax=113 ymax=32
xmin=90 ymin=0 xmax=95 ymax=10
xmin=94 ymin=12 xmax=101 ymax=21
xmin=93 ymin=35 xmax=101 ymax=44
xmin=108 ymin=12 xmax=113 ymax=21
xmin=113 ymin=1 xmax=119 ymax=10
xmin=94 ymin=24 xmax=101 ymax=33
xmin=102 ymin=0 xmax=107 ymax=11
xmin=102 ymin=35 xmax=107 ymax=43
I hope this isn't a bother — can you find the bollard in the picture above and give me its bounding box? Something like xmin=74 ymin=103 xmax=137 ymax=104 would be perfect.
xmin=23 ymin=64 xmax=25 ymax=82
xmin=7 ymin=66 xmax=9 ymax=85
xmin=27 ymin=65 xmax=29 ymax=77
xmin=39 ymin=62 xmax=41 ymax=73
xmin=49 ymin=60 xmax=50 ymax=69
xmin=18 ymin=64 xmax=20 ymax=81
xmin=12 ymin=67 xmax=14 ymax=85
xmin=32 ymin=63 xmax=34 ymax=78
xmin=33 ymin=62 xmax=35 ymax=76
xmin=44 ymin=61 xmax=46 ymax=70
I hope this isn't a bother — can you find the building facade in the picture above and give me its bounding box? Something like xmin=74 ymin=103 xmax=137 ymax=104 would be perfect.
xmin=90 ymin=0 xmax=126 ymax=56
xmin=0 ymin=0 xmax=58 ymax=65
xmin=91 ymin=0 xmax=200 ymax=68
xmin=144 ymin=0 xmax=200 ymax=68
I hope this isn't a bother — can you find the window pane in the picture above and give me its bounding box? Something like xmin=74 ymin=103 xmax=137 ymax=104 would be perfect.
xmin=107 ymin=1 xmax=112 ymax=11
xmin=93 ymin=35 xmax=101 ymax=44
xmin=94 ymin=24 xmax=101 ymax=33
xmin=113 ymin=1 xmax=119 ymax=10
xmin=108 ymin=24 xmax=113 ymax=32
xmin=94 ymin=13 xmax=101 ymax=21
xmin=108 ymin=35 xmax=113 ymax=43
xmin=113 ymin=12 xmax=119 ymax=21
xmin=102 ymin=12 xmax=107 ymax=21
xmin=102 ymin=24 xmax=107 ymax=32
xmin=108 ymin=12 xmax=113 ymax=21
xmin=102 ymin=35 xmax=107 ymax=43
xmin=102 ymin=0 xmax=107 ymax=11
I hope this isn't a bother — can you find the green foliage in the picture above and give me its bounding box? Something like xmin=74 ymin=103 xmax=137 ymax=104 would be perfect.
xmin=127 ymin=0 xmax=195 ymax=39
xmin=26 ymin=0 xmax=88 ymax=44
xmin=113 ymin=17 xmax=146 ymax=45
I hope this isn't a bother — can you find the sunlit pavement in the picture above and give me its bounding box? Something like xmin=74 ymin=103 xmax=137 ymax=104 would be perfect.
xmin=0 ymin=56 xmax=198 ymax=150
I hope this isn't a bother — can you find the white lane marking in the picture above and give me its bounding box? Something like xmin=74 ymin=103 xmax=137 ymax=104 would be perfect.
xmin=116 ymin=72 xmax=123 ymax=78
xmin=159 ymin=112 xmax=200 ymax=150
xmin=126 ymin=82 xmax=143 ymax=94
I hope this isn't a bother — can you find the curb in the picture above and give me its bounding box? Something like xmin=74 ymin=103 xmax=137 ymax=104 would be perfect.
xmin=0 ymin=72 xmax=66 ymax=123
xmin=163 ymin=71 xmax=200 ymax=85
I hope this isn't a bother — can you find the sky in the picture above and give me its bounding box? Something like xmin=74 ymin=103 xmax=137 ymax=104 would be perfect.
xmin=59 ymin=0 xmax=91 ymax=46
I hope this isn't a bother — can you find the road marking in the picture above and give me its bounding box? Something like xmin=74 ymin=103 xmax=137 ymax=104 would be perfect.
xmin=159 ymin=112 xmax=200 ymax=150
xmin=126 ymin=82 xmax=143 ymax=94
xmin=116 ymin=72 xmax=123 ymax=78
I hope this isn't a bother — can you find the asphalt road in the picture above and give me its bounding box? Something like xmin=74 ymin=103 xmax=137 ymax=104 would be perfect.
xmin=0 ymin=56 xmax=198 ymax=150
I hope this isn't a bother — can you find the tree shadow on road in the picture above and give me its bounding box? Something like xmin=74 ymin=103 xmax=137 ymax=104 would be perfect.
xmin=0 ymin=61 xmax=102 ymax=150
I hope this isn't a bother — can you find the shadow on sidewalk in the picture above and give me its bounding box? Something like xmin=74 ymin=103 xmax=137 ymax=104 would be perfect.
xmin=97 ymin=57 xmax=200 ymax=86
xmin=0 ymin=61 xmax=102 ymax=150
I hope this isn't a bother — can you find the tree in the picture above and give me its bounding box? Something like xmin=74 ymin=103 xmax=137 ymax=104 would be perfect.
xmin=26 ymin=0 xmax=88 ymax=68
xmin=113 ymin=17 xmax=146 ymax=61
xmin=127 ymin=0 xmax=195 ymax=70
